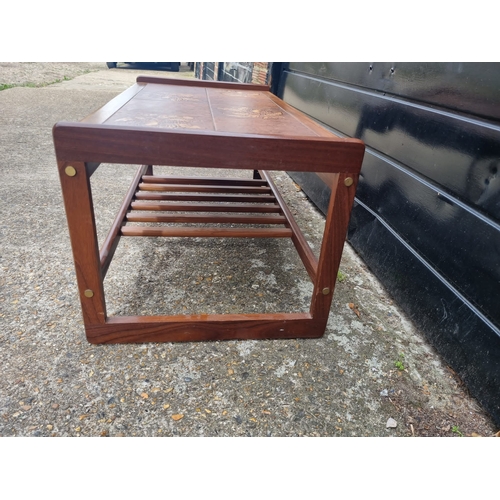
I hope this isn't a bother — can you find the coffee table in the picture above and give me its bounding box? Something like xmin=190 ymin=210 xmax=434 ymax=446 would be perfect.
xmin=53 ymin=76 xmax=365 ymax=343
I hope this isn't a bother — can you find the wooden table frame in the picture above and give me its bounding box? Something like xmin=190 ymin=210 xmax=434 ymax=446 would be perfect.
xmin=53 ymin=76 xmax=365 ymax=344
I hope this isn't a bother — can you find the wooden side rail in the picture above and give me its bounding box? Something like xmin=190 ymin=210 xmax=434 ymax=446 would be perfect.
xmin=136 ymin=75 xmax=270 ymax=91
xmin=99 ymin=164 xmax=149 ymax=278
xmin=87 ymin=313 xmax=318 ymax=344
xmin=260 ymin=170 xmax=318 ymax=282
xmin=52 ymin=123 xmax=365 ymax=174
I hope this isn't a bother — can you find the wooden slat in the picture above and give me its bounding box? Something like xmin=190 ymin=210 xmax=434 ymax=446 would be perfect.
xmin=138 ymin=183 xmax=272 ymax=194
xmin=121 ymin=227 xmax=292 ymax=238
xmin=134 ymin=192 xmax=276 ymax=203
xmin=126 ymin=213 xmax=287 ymax=224
xmin=142 ymin=175 xmax=268 ymax=186
xmin=260 ymin=170 xmax=318 ymax=282
xmin=130 ymin=202 xmax=282 ymax=213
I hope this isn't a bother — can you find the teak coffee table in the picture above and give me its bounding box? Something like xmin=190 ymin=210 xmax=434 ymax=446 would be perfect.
xmin=53 ymin=76 xmax=365 ymax=344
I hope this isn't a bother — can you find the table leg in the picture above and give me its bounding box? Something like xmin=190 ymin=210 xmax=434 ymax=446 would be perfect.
xmin=58 ymin=161 xmax=107 ymax=327
xmin=310 ymin=173 xmax=358 ymax=325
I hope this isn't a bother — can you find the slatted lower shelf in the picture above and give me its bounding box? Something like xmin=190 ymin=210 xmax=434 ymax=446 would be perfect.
xmin=122 ymin=173 xmax=288 ymax=239
xmin=99 ymin=167 xmax=319 ymax=283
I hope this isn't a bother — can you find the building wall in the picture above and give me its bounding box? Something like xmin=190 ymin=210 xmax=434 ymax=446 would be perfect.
xmin=276 ymin=63 xmax=500 ymax=425
xmin=195 ymin=62 xmax=271 ymax=85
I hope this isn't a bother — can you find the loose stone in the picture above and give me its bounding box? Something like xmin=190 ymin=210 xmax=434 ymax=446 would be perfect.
xmin=386 ymin=418 xmax=397 ymax=428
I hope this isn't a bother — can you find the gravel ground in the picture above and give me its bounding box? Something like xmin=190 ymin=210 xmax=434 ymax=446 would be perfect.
xmin=0 ymin=62 xmax=498 ymax=438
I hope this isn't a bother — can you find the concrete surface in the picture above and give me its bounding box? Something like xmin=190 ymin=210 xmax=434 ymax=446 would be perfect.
xmin=0 ymin=63 xmax=497 ymax=437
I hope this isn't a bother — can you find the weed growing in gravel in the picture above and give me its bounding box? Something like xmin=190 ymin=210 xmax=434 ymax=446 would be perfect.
xmin=394 ymin=353 xmax=406 ymax=371
xmin=451 ymin=425 xmax=464 ymax=437
xmin=337 ymin=270 xmax=346 ymax=282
